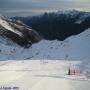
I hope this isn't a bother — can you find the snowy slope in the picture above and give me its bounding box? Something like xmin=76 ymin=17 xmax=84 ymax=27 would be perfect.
xmin=0 ymin=23 xmax=90 ymax=90
xmin=0 ymin=16 xmax=22 ymax=36
xmin=29 ymin=28 xmax=90 ymax=60
xmin=0 ymin=28 xmax=90 ymax=60
xmin=0 ymin=60 xmax=90 ymax=90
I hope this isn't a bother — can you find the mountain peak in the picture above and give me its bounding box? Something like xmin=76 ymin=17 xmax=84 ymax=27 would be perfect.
xmin=57 ymin=9 xmax=81 ymax=15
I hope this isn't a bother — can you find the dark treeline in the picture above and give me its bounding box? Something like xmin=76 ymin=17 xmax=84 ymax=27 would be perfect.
xmin=13 ymin=10 xmax=90 ymax=40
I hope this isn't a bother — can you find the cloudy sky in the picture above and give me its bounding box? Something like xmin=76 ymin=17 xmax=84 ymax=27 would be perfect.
xmin=0 ymin=0 xmax=90 ymax=17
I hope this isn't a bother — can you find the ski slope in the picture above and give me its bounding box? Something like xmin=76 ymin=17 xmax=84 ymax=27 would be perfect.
xmin=0 ymin=60 xmax=90 ymax=90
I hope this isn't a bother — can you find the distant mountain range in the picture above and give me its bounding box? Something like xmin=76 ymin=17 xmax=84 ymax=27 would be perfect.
xmin=12 ymin=10 xmax=90 ymax=40
xmin=0 ymin=10 xmax=90 ymax=60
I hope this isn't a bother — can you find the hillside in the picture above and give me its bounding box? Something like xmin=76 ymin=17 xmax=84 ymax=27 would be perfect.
xmin=0 ymin=16 xmax=41 ymax=47
xmin=0 ymin=27 xmax=90 ymax=60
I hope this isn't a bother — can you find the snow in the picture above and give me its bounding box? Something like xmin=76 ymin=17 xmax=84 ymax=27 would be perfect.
xmin=58 ymin=9 xmax=80 ymax=16
xmin=0 ymin=60 xmax=90 ymax=90
xmin=0 ymin=17 xmax=22 ymax=36
xmin=0 ymin=24 xmax=90 ymax=90
xmin=0 ymin=28 xmax=90 ymax=60
xmin=58 ymin=10 xmax=90 ymax=24
xmin=75 ymin=11 xmax=90 ymax=24
xmin=0 ymin=13 xmax=90 ymax=90
xmin=30 ymin=28 xmax=90 ymax=60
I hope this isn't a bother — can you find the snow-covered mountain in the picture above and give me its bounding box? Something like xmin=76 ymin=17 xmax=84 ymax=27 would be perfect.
xmin=0 ymin=16 xmax=41 ymax=47
xmin=56 ymin=10 xmax=90 ymax=25
xmin=20 ymin=10 xmax=90 ymax=40
xmin=0 ymin=13 xmax=90 ymax=90
xmin=0 ymin=26 xmax=90 ymax=60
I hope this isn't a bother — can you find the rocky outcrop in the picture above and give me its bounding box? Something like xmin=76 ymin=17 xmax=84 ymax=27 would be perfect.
xmin=0 ymin=16 xmax=41 ymax=48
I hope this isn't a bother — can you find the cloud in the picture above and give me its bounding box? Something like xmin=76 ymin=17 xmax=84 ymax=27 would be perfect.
xmin=0 ymin=0 xmax=90 ymax=17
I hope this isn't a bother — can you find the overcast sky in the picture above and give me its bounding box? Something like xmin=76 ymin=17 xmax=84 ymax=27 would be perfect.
xmin=0 ymin=0 xmax=90 ymax=17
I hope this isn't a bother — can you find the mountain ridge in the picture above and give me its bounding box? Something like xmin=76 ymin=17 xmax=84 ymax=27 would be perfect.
xmin=12 ymin=10 xmax=90 ymax=40
xmin=0 ymin=16 xmax=41 ymax=48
